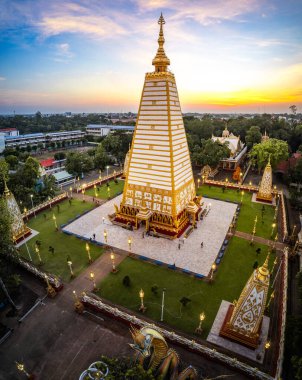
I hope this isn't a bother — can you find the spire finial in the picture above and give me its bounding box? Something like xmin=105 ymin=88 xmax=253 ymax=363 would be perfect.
xmin=257 ymin=251 xmax=270 ymax=281
xmin=268 ymin=154 xmax=271 ymax=166
xmin=2 ymin=175 xmax=10 ymax=196
xmin=152 ymin=14 xmax=170 ymax=72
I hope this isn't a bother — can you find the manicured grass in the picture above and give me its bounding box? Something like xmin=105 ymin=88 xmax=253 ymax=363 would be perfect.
xmin=98 ymin=237 xmax=274 ymax=337
xmin=19 ymin=199 xmax=104 ymax=282
xmin=198 ymin=185 xmax=276 ymax=239
xmin=85 ymin=180 xmax=124 ymax=199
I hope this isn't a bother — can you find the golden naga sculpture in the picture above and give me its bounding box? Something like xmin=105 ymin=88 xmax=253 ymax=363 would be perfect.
xmin=129 ymin=325 xmax=198 ymax=380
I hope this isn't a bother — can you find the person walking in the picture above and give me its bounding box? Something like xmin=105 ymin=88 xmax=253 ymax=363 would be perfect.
xmin=200 ymin=242 xmax=204 ymax=248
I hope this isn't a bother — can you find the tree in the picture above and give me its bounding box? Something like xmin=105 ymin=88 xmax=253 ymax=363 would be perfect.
xmin=249 ymin=138 xmax=289 ymax=171
xmin=94 ymin=144 xmax=110 ymax=170
xmin=245 ymin=126 xmax=262 ymax=149
xmin=290 ymin=105 xmax=297 ymax=115
xmin=0 ymin=159 xmax=9 ymax=194
xmin=179 ymin=296 xmax=191 ymax=307
xmin=5 ymin=155 xmax=19 ymax=170
xmin=65 ymin=152 xmax=94 ymax=176
xmin=191 ymin=139 xmax=230 ymax=167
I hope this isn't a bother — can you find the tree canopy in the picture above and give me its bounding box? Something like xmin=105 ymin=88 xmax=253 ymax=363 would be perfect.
xmin=245 ymin=126 xmax=262 ymax=148
xmin=191 ymin=139 xmax=230 ymax=167
xmin=249 ymin=138 xmax=289 ymax=171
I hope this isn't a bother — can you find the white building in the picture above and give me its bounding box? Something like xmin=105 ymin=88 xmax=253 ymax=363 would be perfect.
xmin=86 ymin=124 xmax=135 ymax=137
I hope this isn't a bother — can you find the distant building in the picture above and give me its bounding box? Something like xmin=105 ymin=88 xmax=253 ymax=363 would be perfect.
xmin=40 ymin=158 xmax=66 ymax=175
xmin=0 ymin=128 xmax=19 ymax=137
xmin=211 ymin=126 xmax=247 ymax=170
xmin=261 ymin=130 xmax=269 ymax=143
xmin=86 ymin=124 xmax=135 ymax=137
xmin=4 ymin=130 xmax=85 ymax=149
xmin=0 ymin=133 xmax=5 ymax=153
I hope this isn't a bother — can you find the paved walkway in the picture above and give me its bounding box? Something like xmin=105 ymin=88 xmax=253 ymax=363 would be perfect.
xmin=233 ymin=230 xmax=286 ymax=250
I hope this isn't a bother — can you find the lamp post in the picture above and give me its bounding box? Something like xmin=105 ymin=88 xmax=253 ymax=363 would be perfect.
xmin=251 ymin=215 xmax=258 ymax=245
xmin=274 ymin=205 xmax=278 ymax=222
xmin=240 ymin=190 xmax=244 ymax=204
xmin=94 ymin=184 xmax=97 ymax=197
xmin=35 ymin=245 xmax=42 ymax=265
xmin=110 ymin=252 xmax=117 ymax=273
xmin=24 ymin=207 xmax=28 ymax=221
xmin=249 ymin=181 xmax=252 ymax=192
xmin=67 ymin=260 xmax=74 ymax=278
xmin=290 ymin=225 xmax=297 ymax=241
xmin=81 ymin=189 xmax=85 ymax=202
xmin=48 ymin=196 xmax=52 ymax=209
xmin=73 ymin=290 xmax=84 ymax=313
xmin=195 ymin=312 xmax=205 ymax=334
xmin=271 ymin=257 xmax=278 ymax=275
xmin=25 ymin=242 xmax=32 ymax=262
xmin=52 ymin=214 xmax=58 ymax=230
xmin=106 ymin=165 xmax=109 ymax=177
xmin=139 ymin=288 xmax=146 ymax=312
xmin=15 ymin=362 xmax=32 ymax=378
xmin=103 ymin=229 xmax=108 ymax=243
xmin=208 ymin=202 xmax=211 ymax=210
xmin=197 ymin=178 xmax=200 ymax=188
xmin=86 ymin=242 xmax=92 ymax=263
xmin=160 ymin=288 xmax=166 ymax=322
xmin=202 ymin=175 xmax=205 ymax=184
xmin=128 ymin=236 xmax=132 ymax=251
xmin=265 ymin=341 xmax=271 ymax=350
xmin=107 ymin=186 xmax=111 ymax=198
xmin=69 ymin=186 xmax=73 ymax=198
xmin=30 ymin=194 xmax=36 ymax=217
xmin=239 ymin=172 xmax=243 ymax=184
xmin=210 ymin=263 xmax=216 ymax=282
xmin=90 ymin=272 xmax=97 ymax=290
xmin=271 ymin=223 xmax=276 ymax=237
xmin=225 ymin=178 xmax=229 ymax=189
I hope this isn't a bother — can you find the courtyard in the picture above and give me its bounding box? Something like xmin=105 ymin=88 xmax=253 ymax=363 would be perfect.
xmin=84 ymin=179 xmax=124 ymax=199
xmin=63 ymin=194 xmax=237 ymax=276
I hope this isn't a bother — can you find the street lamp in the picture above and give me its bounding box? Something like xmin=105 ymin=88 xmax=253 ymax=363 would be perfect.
xmin=30 ymin=194 xmax=36 ymax=217
xmin=86 ymin=242 xmax=92 ymax=263
xmin=208 ymin=202 xmax=212 ymax=210
xmin=160 ymin=288 xmax=166 ymax=321
xmin=202 ymin=175 xmax=205 ymax=184
xmin=106 ymin=165 xmax=109 ymax=177
xmin=69 ymin=186 xmax=73 ymax=197
xmin=128 ymin=236 xmax=132 ymax=251
xmin=48 ymin=196 xmax=52 ymax=209
xmin=225 ymin=178 xmax=229 ymax=188
xmin=251 ymin=215 xmax=258 ymax=245
xmin=239 ymin=172 xmax=243 ymax=184
xmin=110 ymin=252 xmax=117 ymax=273
xmin=139 ymin=288 xmax=146 ymax=312
xmin=24 ymin=242 xmax=32 ymax=262
xmin=67 ymin=260 xmax=74 ymax=278
xmin=271 ymin=223 xmax=276 ymax=237
xmin=265 ymin=341 xmax=271 ymax=350
xmin=90 ymin=272 xmax=97 ymax=290
xmin=81 ymin=189 xmax=85 ymax=202
xmin=240 ymin=190 xmax=244 ymax=203
xmin=195 ymin=312 xmax=205 ymax=334
xmin=15 ymin=362 xmax=31 ymax=378
xmin=266 ymin=291 xmax=275 ymax=309
xmin=103 ymin=229 xmax=108 ymax=243
xmin=24 ymin=207 xmax=28 ymax=221
xmin=35 ymin=245 xmax=42 ymax=265
xmin=52 ymin=214 xmax=58 ymax=230
xmin=210 ymin=263 xmax=216 ymax=282
xmin=107 ymin=186 xmax=111 ymax=198
xmin=94 ymin=184 xmax=97 ymax=197
xmin=197 ymin=178 xmax=200 ymax=188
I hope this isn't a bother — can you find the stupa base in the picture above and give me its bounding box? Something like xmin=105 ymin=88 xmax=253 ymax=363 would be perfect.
xmin=219 ymin=304 xmax=260 ymax=349
xmin=13 ymin=227 xmax=32 ymax=244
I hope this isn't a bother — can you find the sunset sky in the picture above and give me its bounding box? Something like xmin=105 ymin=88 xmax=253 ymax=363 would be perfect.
xmin=0 ymin=0 xmax=301 ymax=114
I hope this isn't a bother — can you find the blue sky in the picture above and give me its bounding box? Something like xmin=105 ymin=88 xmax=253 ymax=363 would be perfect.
xmin=0 ymin=0 xmax=301 ymax=114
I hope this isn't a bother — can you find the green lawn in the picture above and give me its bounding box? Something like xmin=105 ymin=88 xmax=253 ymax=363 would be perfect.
xmin=85 ymin=180 xmax=124 ymax=199
xmin=198 ymin=185 xmax=276 ymax=239
xmin=19 ymin=199 xmax=104 ymax=282
xmin=98 ymin=236 xmax=274 ymax=337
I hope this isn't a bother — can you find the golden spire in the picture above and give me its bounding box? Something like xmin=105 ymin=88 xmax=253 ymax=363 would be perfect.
xmin=257 ymin=252 xmax=270 ymax=282
xmin=3 ymin=177 xmax=10 ymax=196
xmin=152 ymin=13 xmax=170 ymax=72
xmin=267 ymin=154 xmax=271 ymax=166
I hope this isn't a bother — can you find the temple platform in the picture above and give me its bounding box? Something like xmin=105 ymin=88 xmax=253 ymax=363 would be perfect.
xmin=252 ymin=193 xmax=276 ymax=206
xmin=62 ymin=194 xmax=237 ymax=277
xmin=207 ymin=300 xmax=270 ymax=363
xmin=15 ymin=229 xmax=39 ymax=248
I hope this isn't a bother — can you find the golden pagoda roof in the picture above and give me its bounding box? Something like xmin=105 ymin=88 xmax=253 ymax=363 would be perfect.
xmin=152 ymin=13 xmax=170 ymax=72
